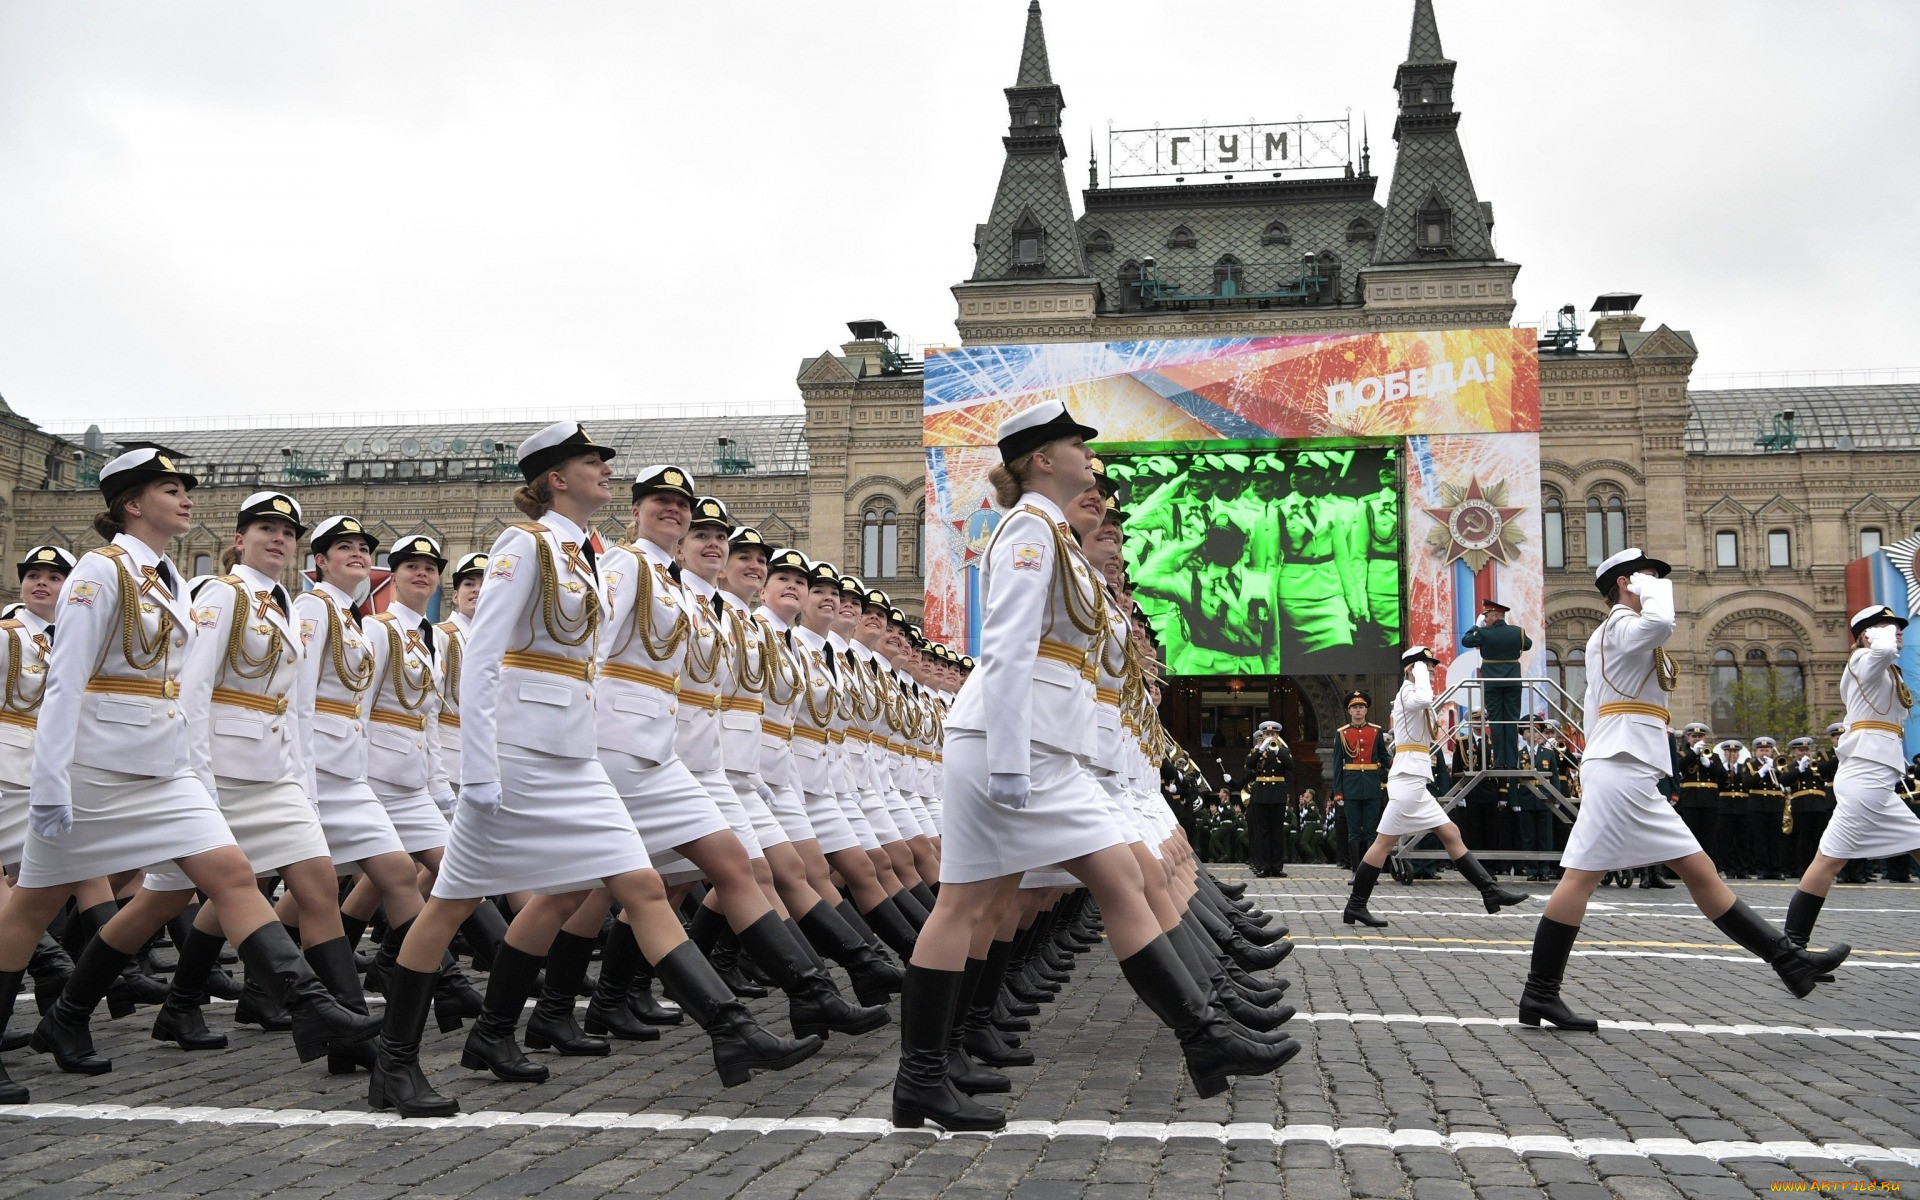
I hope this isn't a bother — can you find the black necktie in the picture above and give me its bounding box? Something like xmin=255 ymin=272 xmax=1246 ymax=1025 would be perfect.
xmin=712 ymin=595 xmax=725 ymax=620
xmin=42 ymin=624 xmax=54 ymax=646
xmin=581 ymin=539 xmax=598 ymax=577
xmin=418 ymin=617 xmax=435 ymax=662
xmin=272 ymin=586 xmax=290 ymax=618
xmin=350 ymin=602 xmax=366 ymax=624
xmin=155 ymin=560 xmax=177 ymax=596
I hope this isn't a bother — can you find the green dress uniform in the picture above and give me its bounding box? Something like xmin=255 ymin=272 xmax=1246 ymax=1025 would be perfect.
xmin=1333 ymin=721 xmax=1392 ymax=859
xmin=1461 ymin=617 xmax=1533 ymax=771
xmin=1515 ymin=741 xmax=1560 ymax=879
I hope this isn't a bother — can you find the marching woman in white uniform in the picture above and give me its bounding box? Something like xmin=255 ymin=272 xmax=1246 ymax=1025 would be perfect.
xmin=0 ymin=453 xmax=378 ymax=1101
xmin=144 ymin=491 xmax=369 ymax=1062
xmin=891 ymin=402 xmax=1297 ymax=1133
xmin=1515 ymin=548 xmax=1852 ymax=1032
xmin=1340 ymin=646 xmax=1530 ymax=928
xmin=367 ymin=425 xmax=820 ymax=1118
xmin=1784 ymin=605 xmax=1916 ymax=952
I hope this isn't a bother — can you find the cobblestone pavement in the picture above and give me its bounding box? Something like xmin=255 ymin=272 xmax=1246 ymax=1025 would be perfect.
xmin=5 ymin=865 xmax=1920 ymax=1198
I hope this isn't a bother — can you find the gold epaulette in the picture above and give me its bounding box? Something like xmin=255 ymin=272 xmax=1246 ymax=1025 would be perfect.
xmin=0 ymin=619 xmax=20 ymax=632
xmin=513 ymin=522 xmax=550 ymax=535
xmin=97 ymin=545 xmax=128 ymax=560
xmin=436 ymin=620 xmax=458 ymax=635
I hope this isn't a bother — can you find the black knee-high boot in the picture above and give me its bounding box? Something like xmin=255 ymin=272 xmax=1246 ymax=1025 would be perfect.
xmin=1517 ymin=916 xmax=1598 ymax=1031
xmin=0 ymin=970 xmax=30 ymax=1101
xmin=305 ymin=937 xmax=376 ymax=1075
xmin=691 ymin=905 xmax=768 ymax=999
xmin=1169 ymin=919 xmax=1294 ymax=1034
xmin=368 ymin=965 xmax=459 ymax=1117
xmin=462 ymin=944 xmax=551 ymax=1082
xmin=363 ymin=916 xmax=411 ymax=996
xmin=961 ymin=938 xmax=1035 ymax=1067
xmin=1191 ymin=895 xmax=1292 ymax=970
xmin=1117 ymin=934 xmax=1301 ymax=1099
xmin=460 ymin=900 xmax=509 ymax=974
xmin=1783 ymin=889 xmax=1825 ymax=947
xmin=150 ymin=925 xmax=231 ymax=1051
xmin=735 ymin=913 xmax=889 ymax=1040
xmin=652 ymin=941 xmax=822 ymax=1086
xmin=858 ymin=897 xmax=919 ymax=959
xmin=1712 ymin=899 xmax=1850 ymax=998
xmin=1342 ymin=862 xmax=1390 ymax=927
xmin=234 ymin=923 xmax=384 ymax=1063
xmin=625 ymin=951 xmax=683 ymax=1026
xmin=889 ymin=887 xmax=931 ymax=928
xmin=68 ymin=902 xmax=168 ymax=1018
xmin=945 ymin=957 xmax=1009 ymax=1095
xmin=835 ymin=899 xmax=887 ymax=954
xmin=525 ymin=932 xmax=610 ymax=1056
xmin=583 ymin=919 xmax=661 ymax=1042
xmin=1453 ymin=852 xmax=1529 ymax=912
xmin=908 ymin=881 xmax=938 ymax=915
xmin=26 ymin=934 xmax=75 ymax=1016
xmin=32 ymin=932 xmax=139 ymax=1072
xmin=891 ymin=963 xmax=1006 ymax=1131
xmin=797 ymin=901 xmax=904 ymax=1007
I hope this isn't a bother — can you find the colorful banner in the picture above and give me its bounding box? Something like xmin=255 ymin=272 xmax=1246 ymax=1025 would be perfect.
xmin=1844 ymin=537 xmax=1920 ymax=756
xmin=923 ymin=329 xmax=1539 ymax=448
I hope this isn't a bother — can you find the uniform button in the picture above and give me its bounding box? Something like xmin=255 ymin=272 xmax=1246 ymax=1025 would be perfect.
xmin=353 ymin=723 xmax=363 ymax=732
xmin=167 ymin=708 xmax=178 ymax=718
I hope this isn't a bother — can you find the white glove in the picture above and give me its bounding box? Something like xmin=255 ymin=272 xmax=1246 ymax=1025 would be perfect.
xmin=430 ymin=783 xmax=457 ymax=811
xmin=1865 ymin=624 xmax=1897 ymax=649
xmin=754 ymin=781 xmax=777 ymax=805
xmin=1474 ymin=614 xmax=1487 ymax=628
xmin=1411 ymin=661 xmax=1431 ymax=689
xmin=29 ymin=802 xmax=72 ymax=840
xmin=460 ymin=781 xmax=504 ymax=813
xmin=988 ymin=772 xmax=1030 ymax=810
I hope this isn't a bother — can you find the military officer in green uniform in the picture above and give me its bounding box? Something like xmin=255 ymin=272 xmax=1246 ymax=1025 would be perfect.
xmin=1332 ymin=690 xmax=1392 ymax=866
xmin=1515 ymin=720 xmax=1560 ymax=881
xmin=1461 ymin=598 xmax=1532 ymax=776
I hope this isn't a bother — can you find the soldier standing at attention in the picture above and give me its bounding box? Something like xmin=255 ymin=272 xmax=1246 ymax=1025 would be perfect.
xmin=1784 ymin=737 xmax=1831 ymax=876
xmin=1515 ymin=721 xmax=1560 ymax=882
xmin=1331 ymin=691 xmax=1390 ymax=871
xmin=1243 ymin=723 xmax=1293 ymax=878
xmin=1461 ymin=599 xmax=1532 ymax=782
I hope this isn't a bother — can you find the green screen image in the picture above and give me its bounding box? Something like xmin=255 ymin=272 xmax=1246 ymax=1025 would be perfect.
xmin=1107 ymin=445 xmax=1402 ymax=677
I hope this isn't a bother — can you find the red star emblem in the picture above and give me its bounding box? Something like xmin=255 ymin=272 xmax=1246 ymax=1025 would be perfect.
xmin=1423 ymin=475 xmax=1526 ymax=571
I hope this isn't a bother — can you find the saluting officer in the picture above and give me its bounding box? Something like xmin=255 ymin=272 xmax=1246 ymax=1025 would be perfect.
xmin=1461 ymin=598 xmax=1532 ymax=776
xmin=1514 ymin=548 xmax=1846 ymax=1033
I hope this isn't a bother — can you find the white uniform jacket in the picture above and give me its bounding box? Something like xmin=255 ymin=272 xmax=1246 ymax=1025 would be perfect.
xmin=462 ymin=513 xmax=606 ymax=784
xmin=435 ymin=612 xmax=469 ymax=786
xmin=182 ymin=565 xmax=302 ymax=788
xmin=716 ymin=591 xmax=771 ymax=782
xmin=788 ymin=624 xmax=843 ymax=798
xmin=0 ymin=611 xmax=53 ymax=788
xmin=947 ymin=492 xmax=1101 ymax=774
xmin=361 ymin=600 xmax=447 ymax=795
xmin=1388 ymin=665 xmax=1438 ymax=783
xmin=596 ymin=538 xmax=691 ymax=766
xmin=292 ymin=581 xmax=374 ymax=793
xmin=753 ymin=607 xmax=807 ymax=794
xmin=1088 ymin=588 xmax=1133 ymax=775
xmin=669 ymin=569 xmax=731 ymax=774
xmin=33 ymin=536 xmax=198 ymax=810
xmin=1580 ymin=577 xmax=1678 ymax=772
xmin=1837 ymin=644 xmax=1912 ymax=772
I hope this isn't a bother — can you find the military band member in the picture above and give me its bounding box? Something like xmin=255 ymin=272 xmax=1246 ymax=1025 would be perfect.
xmin=1784 ymin=736 xmax=1832 ymax=875
xmin=0 ymin=451 xmax=377 ymax=1101
xmin=1331 ymin=690 xmax=1390 ymax=866
xmin=1461 ymin=598 xmax=1532 ymax=774
xmin=1785 ymin=605 xmax=1917 ymax=953
xmin=1341 ymin=647 xmax=1529 ymax=927
xmin=1244 ymin=721 xmax=1293 ymax=878
xmin=1741 ymin=736 xmax=1789 ymax=879
xmin=1672 ymin=722 xmax=1725 ymax=870
xmin=1714 ymin=740 xmax=1749 ymax=875
xmin=367 ymin=422 xmax=818 ymax=1119
xmin=1515 ymin=548 xmax=1847 ymax=1033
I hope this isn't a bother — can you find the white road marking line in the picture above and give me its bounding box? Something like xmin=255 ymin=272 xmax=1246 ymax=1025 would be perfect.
xmin=1 ymin=1103 xmax=1916 ymax=1165
xmin=1291 ymin=944 xmax=1920 ymax=968
xmin=1298 ymin=1011 xmax=1920 ymax=1042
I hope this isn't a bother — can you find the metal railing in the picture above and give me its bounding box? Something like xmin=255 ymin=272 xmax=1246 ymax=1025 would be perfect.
xmin=1388 ymin=675 xmax=1585 ymax=876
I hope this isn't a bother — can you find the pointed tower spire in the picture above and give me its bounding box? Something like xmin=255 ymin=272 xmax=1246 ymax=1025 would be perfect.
xmin=1361 ymin=116 xmax=1371 ymax=176
xmin=1015 ymin=0 xmax=1053 ymax=87
xmin=964 ymin=1 xmax=1088 ymax=282
xmin=1088 ymin=132 xmax=1099 ymax=189
xmin=1370 ymin=0 xmax=1495 ymax=265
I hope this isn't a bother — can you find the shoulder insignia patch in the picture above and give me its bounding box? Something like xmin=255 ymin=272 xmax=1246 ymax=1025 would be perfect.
xmin=300 ymin=618 xmax=318 ymax=646
xmin=193 ymin=605 xmax=221 ymax=629
xmin=1011 ymin=543 xmax=1044 ymax=571
xmin=67 ymin=580 xmax=100 ymax=607
xmin=489 ymin=553 xmax=520 ymax=581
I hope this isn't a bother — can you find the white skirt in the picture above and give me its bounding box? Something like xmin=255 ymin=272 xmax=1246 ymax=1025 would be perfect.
xmin=599 ymin=748 xmax=732 ymax=855
xmin=1561 ymin=754 xmax=1702 ymax=871
xmin=17 ymin=766 xmax=235 ymax=889
xmin=766 ymin=779 xmax=817 ymax=845
xmin=803 ymin=785 xmax=862 ymax=855
xmin=1095 ymin=772 xmax=1147 ymax=847
xmin=941 ymin=732 xmax=1130 ymax=884
xmin=837 ymin=791 xmax=883 ymax=852
xmin=314 ymin=770 xmax=407 ymax=872
xmin=728 ymin=770 xmax=792 ymax=850
xmin=1378 ymin=774 xmax=1452 ymax=837
xmin=1819 ymin=757 xmax=1920 ymax=860
xmin=690 ymin=767 xmax=764 ymax=859
xmin=0 ymin=781 xmax=26 ymax=870
xmin=885 ymin=788 xmax=925 ymax=841
xmin=432 ymin=746 xmax=650 ymax=899
xmin=144 ymin=777 xmax=331 ymax=892
xmin=369 ymin=778 xmax=450 ymax=855
xmin=857 ymin=785 xmax=903 ymax=845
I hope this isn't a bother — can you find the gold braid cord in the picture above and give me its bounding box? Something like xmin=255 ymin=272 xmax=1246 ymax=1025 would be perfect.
xmin=524 ymin=534 xmax=598 ymax=650
xmin=440 ymin=628 xmax=463 ymax=707
xmin=1893 ymin=666 xmax=1914 ymax=711
xmin=759 ymin=618 xmax=802 ymax=707
xmin=799 ymin=648 xmax=837 ymax=726
xmin=313 ymin=593 xmax=375 ymax=695
xmin=373 ymin=618 xmax=435 ymax=714
xmin=679 ymin=594 xmax=727 ymax=686
xmin=0 ymin=623 xmax=44 ymax=716
xmin=219 ymin=578 xmax=291 ymax=689
xmin=610 ymin=545 xmax=689 ymax=665
xmin=105 ymin=554 xmax=177 ymax=671
xmin=726 ymin=607 xmax=769 ymax=694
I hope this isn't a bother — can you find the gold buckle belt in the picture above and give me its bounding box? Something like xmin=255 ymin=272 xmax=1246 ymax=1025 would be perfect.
xmin=1343 ymin=763 xmax=1378 ymax=771
xmin=793 ymin=725 xmax=829 ymax=745
xmin=678 ymin=687 xmax=723 ymax=713
xmin=438 ymin=712 xmax=460 ymax=728
xmin=722 ymin=696 xmax=765 ymax=716
xmin=1395 ymin=743 xmax=1431 ymax=754
xmin=1790 ymin=788 xmax=1826 ymax=800
xmin=602 ymin=662 xmax=677 ymax=692
xmin=763 ymin=719 xmax=794 ymax=738
xmin=1037 ymin=640 xmax=1089 ymax=671
xmin=828 ymin=729 xmax=846 ymax=744
xmin=212 ymin=687 xmax=289 ymax=716
xmin=502 ymin=649 xmax=594 ymax=682
xmin=1095 ymin=687 xmax=1121 ymax=706
xmin=1850 ymin=720 xmax=1905 ymax=737
xmin=1599 ymin=702 xmax=1671 ymax=722
xmin=371 ymin=708 xmax=427 ymax=732
xmin=314 ymin=698 xmax=362 ymax=721
xmin=846 ymin=728 xmax=873 ymax=744
xmin=87 ymin=675 xmax=179 ymax=700
xmin=0 ymin=710 xmax=36 ymax=730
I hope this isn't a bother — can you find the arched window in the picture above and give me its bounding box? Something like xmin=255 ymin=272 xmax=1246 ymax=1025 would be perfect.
xmin=1084 ymin=228 xmax=1112 ymax=253
xmin=1543 ymin=491 xmax=1565 ymax=570
xmin=1709 ymin=648 xmax=1739 ymax=734
xmin=1213 ymin=254 xmax=1243 ymax=297
xmin=1585 ymin=492 xmax=1626 ymax=566
xmin=1563 ymin=647 xmax=1585 ymax=708
xmin=1012 ymin=211 xmax=1043 ymax=268
xmin=1116 ymin=260 xmax=1144 ymax=311
xmin=1346 ymin=218 xmax=1376 ymax=243
xmin=1861 ymin=527 xmax=1884 ymax=555
xmin=861 ymin=505 xmax=898 ymax=579
xmin=1024 ymin=101 xmax=1040 ymax=126
xmin=1260 ymin=221 xmax=1291 ymax=246
xmin=1166 ymin=225 xmax=1197 ymax=250
xmin=1309 ymin=249 xmax=1340 ymax=303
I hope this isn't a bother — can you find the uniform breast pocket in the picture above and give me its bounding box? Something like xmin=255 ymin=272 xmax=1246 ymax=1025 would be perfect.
xmin=792 ymin=738 xmax=823 ymax=762
xmin=314 ymin=713 xmax=355 ymax=740
xmin=611 ymin=690 xmax=663 ymax=719
xmin=369 ymin=726 xmax=418 ymax=754
xmin=1032 ymin=657 xmax=1080 ymax=691
xmin=517 ymin=682 xmax=572 ymax=708
xmin=96 ymin=698 xmax=153 ymax=728
xmin=214 ymin=715 xmax=266 ymax=740
xmin=720 ymin=711 xmax=760 ymax=733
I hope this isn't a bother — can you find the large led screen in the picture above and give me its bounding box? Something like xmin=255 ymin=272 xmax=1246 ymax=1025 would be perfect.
xmin=1106 ymin=444 xmax=1401 ymax=677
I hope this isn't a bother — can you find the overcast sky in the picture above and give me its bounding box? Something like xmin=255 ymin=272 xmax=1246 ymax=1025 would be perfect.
xmin=1 ymin=1 xmax=1914 ymax=430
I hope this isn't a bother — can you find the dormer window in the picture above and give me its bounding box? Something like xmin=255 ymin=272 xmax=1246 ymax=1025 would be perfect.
xmin=1011 ymin=208 xmax=1044 ymax=271
xmin=1260 ymin=221 xmax=1291 ymax=246
xmin=1166 ymin=225 xmax=1197 ymax=250
xmin=1417 ymin=189 xmax=1453 ymax=250
xmin=1346 ymin=218 xmax=1376 ymax=243
xmin=1024 ymin=102 xmax=1041 ymax=126
xmin=1084 ymin=228 xmax=1113 ymax=253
